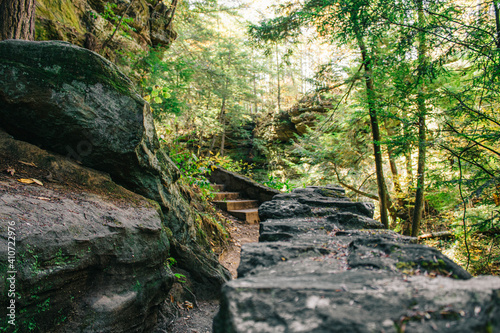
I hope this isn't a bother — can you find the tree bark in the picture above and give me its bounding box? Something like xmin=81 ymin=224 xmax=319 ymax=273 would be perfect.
xmin=219 ymin=98 xmax=226 ymax=157
xmin=411 ymin=0 xmax=428 ymax=237
xmin=494 ymin=0 xmax=500 ymax=49
xmin=0 ymin=0 xmax=36 ymax=41
xmin=383 ymin=118 xmax=403 ymax=194
xmin=354 ymin=29 xmax=390 ymax=228
xmin=276 ymin=42 xmax=281 ymax=112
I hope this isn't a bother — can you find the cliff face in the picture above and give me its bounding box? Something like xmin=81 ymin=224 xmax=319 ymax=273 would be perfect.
xmin=0 ymin=40 xmax=229 ymax=332
xmin=35 ymin=0 xmax=176 ymax=55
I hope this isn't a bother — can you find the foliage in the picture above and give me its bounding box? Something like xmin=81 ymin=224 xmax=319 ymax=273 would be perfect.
xmin=261 ymin=174 xmax=297 ymax=192
xmin=166 ymin=138 xmax=253 ymax=185
xmin=94 ymin=0 xmax=500 ymax=275
xmin=245 ymin=0 xmax=500 ymax=273
xmin=99 ymin=2 xmax=137 ymax=40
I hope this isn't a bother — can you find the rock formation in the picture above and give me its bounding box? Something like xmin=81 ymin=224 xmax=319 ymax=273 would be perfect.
xmin=256 ymin=94 xmax=334 ymax=143
xmin=0 ymin=40 xmax=229 ymax=332
xmin=214 ymin=186 xmax=500 ymax=332
xmin=0 ymin=130 xmax=170 ymax=332
xmin=35 ymin=0 xmax=176 ymax=54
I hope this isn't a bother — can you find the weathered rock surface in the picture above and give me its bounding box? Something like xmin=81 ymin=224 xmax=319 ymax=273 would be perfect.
xmin=258 ymin=200 xmax=311 ymax=220
xmin=213 ymin=186 xmax=500 ymax=332
xmin=0 ymin=130 xmax=171 ymax=332
xmin=272 ymin=186 xmax=375 ymax=218
xmin=256 ymin=95 xmax=335 ymax=143
xmin=0 ymin=41 xmax=229 ymax=331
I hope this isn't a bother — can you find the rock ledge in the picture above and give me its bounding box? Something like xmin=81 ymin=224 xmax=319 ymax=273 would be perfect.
xmin=213 ymin=186 xmax=500 ymax=332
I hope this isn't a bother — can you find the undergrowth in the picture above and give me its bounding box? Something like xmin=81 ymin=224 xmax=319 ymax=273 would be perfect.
xmin=420 ymin=205 xmax=500 ymax=276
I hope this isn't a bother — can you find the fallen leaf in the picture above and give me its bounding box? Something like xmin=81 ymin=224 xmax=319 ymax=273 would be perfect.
xmin=184 ymin=301 xmax=193 ymax=309
xmin=18 ymin=178 xmax=35 ymax=184
xmin=31 ymin=178 xmax=43 ymax=186
xmin=17 ymin=178 xmax=43 ymax=186
xmin=36 ymin=197 xmax=51 ymax=201
xmin=19 ymin=161 xmax=37 ymax=167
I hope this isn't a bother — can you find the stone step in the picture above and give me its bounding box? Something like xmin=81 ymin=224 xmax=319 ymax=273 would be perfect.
xmin=213 ymin=192 xmax=240 ymax=201
xmin=212 ymin=184 xmax=225 ymax=192
xmin=227 ymin=209 xmax=260 ymax=224
xmin=213 ymin=200 xmax=258 ymax=211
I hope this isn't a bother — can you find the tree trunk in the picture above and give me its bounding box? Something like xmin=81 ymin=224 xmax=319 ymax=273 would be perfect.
xmin=253 ymin=75 xmax=258 ymax=114
xmin=355 ymin=30 xmax=390 ymax=229
xmin=276 ymin=42 xmax=281 ymax=112
xmin=219 ymin=97 xmax=226 ymax=156
xmin=383 ymin=118 xmax=403 ymax=194
xmin=220 ymin=127 xmax=226 ymax=157
xmin=0 ymin=0 xmax=36 ymax=41
xmin=494 ymin=0 xmax=500 ymax=49
xmin=411 ymin=0 xmax=428 ymax=237
xmin=405 ymin=146 xmax=414 ymax=187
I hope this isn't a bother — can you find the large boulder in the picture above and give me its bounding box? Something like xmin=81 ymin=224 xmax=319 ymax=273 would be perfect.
xmin=0 ymin=40 xmax=229 ymax=317
xmin=0 ymin=40 xmax=174 ymax=194
xmin=0 ymin=130 xmax=171 ymax=332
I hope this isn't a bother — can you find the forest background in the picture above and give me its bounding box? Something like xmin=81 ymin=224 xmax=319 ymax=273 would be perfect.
xmin=131 ymin=0 xmax=498 ymax=276
xmin=2 ymin=0 xmax=499 ymax=276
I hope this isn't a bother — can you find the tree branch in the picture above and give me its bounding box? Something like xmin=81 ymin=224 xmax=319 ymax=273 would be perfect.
xmin=101 ymin=0 xmax=136 ymax=51
xmin=445 ymin=121 xmax=500 ymax=158
xmin=333 ymin=167 xmax=379 ymax=200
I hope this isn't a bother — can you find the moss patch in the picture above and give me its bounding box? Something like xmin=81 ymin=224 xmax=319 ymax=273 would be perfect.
xmin=36 ymin=0 xmax=84 ymax=34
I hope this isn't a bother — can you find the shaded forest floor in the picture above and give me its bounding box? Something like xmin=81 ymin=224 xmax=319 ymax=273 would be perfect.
xmin=167 ymin=218 xmax=259 ymax=333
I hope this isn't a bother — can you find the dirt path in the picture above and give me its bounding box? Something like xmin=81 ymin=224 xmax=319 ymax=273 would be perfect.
xmin=219 ymin=220 xmax=260 ymax=279
xmin=167 ymin=220 xmax=259 ymax=332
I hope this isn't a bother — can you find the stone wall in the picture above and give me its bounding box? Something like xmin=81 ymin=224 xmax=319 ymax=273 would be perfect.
xmin=213 ymin=186 xmax=500 ymax=332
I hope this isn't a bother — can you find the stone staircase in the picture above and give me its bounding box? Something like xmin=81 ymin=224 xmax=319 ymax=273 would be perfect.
xmin=211 ymin=184 xmax=260 ymax=224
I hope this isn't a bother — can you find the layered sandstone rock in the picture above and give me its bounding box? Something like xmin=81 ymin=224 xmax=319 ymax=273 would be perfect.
xmin=0 ymin=130 xmax=171 ymax=332
xmin=35 ymin=0 xmax=176 ymax=53
xmin=0 ymin=40 xmax=229 ymax=332
xmin=214 ymin=186 xmax=500 ymax=332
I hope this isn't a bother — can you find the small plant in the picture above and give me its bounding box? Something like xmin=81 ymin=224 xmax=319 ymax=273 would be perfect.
xmin=166 ymin=257 xmax=177 ymax=268
xmin=101 ymin=2 xmax=136 ymax=34
xmin=174 ymin=273 xmax=186 ymax=283
xmin=261 ymin=175 xmax=296 ymax=192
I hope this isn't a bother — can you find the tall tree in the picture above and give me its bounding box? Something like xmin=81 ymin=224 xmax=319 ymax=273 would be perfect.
xmin=0 ymin=0 xmax=36 ymax=41
xmin=249 ymin=0 xmax=392 ymax=227
xmin=411 ymin=0 xmax=428 ymax=237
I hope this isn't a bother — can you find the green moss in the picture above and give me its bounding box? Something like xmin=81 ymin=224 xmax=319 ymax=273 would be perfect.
xmin=396 ymin=261 xmax=417 ymax=275
xmin=36 ymin=0 xmax=84 ymax=34
xmin=0 ymin=42 xmax=135 ymax=98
